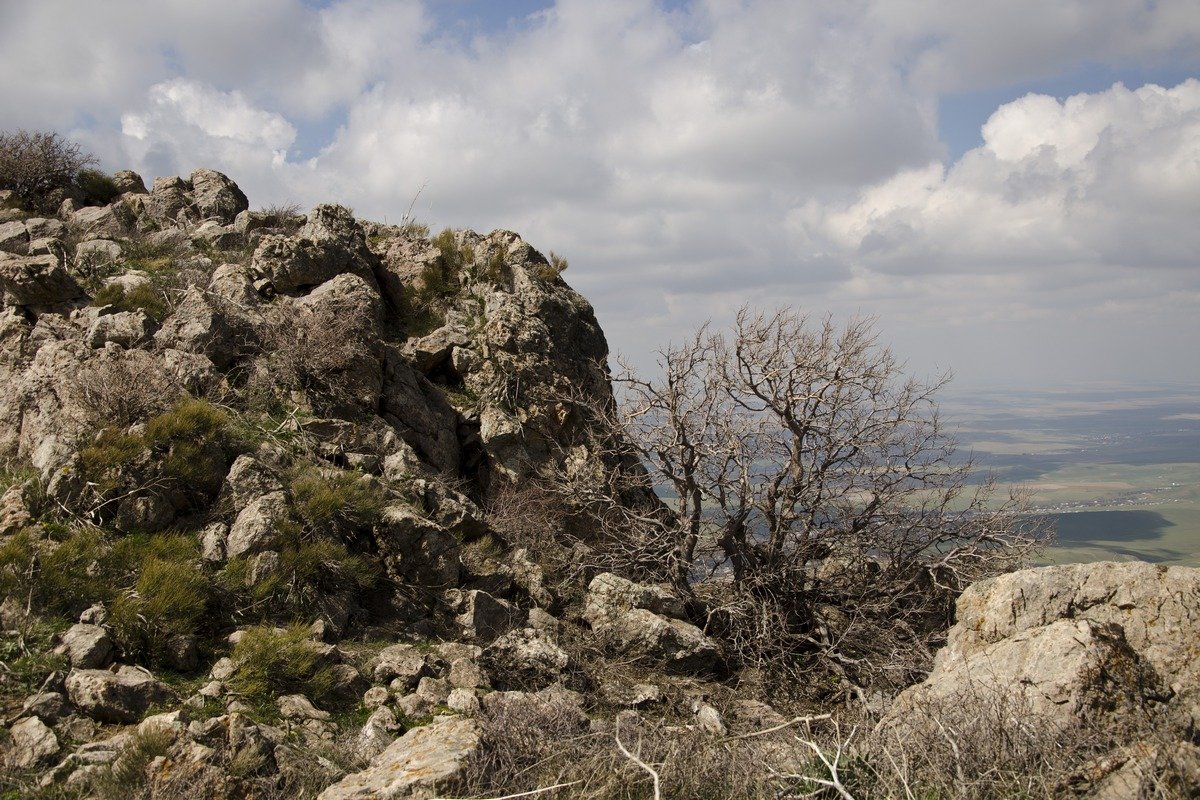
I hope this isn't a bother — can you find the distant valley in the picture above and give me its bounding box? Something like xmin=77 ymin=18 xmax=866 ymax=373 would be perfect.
xmin=942 ymin=384 xmax=1200 ymax=566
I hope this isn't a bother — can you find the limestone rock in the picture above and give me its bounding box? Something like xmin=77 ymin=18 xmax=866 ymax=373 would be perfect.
xmin=356 ymin=706 xmax=402 ymax=760
xmin=278 ymin=694 xmax=331 ymax=721
xmin=5 ymin=715 xmax=59 ymax=769
xmin=190 ymin=169 xmax=249 ymax=224
xmin=112 ymin=170 xmax=147 ymax=195
xmin=941 ymin=561 xmax=1200 ymax=692
xmin=0 ymin=220 xmax=28 ymax=254
xmin=65 ymin=666 xmax=175 ymax=723
xmin=372 ymin=643 xmax=431 ymax=688
xmin=223 ymin=455 xmax=285 ymax=509
xmin=57 ymin=623 xmax=113 ymax=669
xmin=602 ymin=608 xmax=723 ymax=675
xmin=226 ymin=491 xmax=290 ymax=559
xmin=484 ymin=628 xmax=571 ymax=690
xmin=378 ymin=505 xmax=461 ymax=589
xmin=452 ymin=589 xmax=522 ymax=642
xmin=69 ymin=203 xmax=134 ymax=240
xmin=317 ymin=716 xmax=481 ymax=800
xmin=0 ymin=253 xmax=84 ymax=308
xmin=85 ymin=309 xmax=153 ymax=349
xmin=583 ymin=572 xmax=687 ymax=627
xmin=154 ymin=287 xmax=237 ymax=367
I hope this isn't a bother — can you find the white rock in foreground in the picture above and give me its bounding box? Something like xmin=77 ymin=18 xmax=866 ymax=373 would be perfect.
xmin=317 ymin=716 xmax=480 ymax=800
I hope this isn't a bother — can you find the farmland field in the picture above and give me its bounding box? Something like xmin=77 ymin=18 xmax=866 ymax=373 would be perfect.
xmin=940 ymin=384 xmax=1200 ymax=566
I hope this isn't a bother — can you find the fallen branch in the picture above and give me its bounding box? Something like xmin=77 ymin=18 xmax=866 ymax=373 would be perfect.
xmin=720 ymin=712 xmax=833 ymax=743
xmin=615 ymin=716 xmax=662 ymax=800
xmin=430 ymin=780 xmax=582 ymax=800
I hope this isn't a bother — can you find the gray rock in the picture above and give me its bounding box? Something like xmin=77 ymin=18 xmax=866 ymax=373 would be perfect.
xmin=226 ymin=491 xmax=290 ymax=558
xmin=57 ymin=623 xmax=113 ymax=669
xmin=5 ymin=716 xmax=59 ymax=769
xmin=446 ymin=688 xmax=480 ymax=715
xmin=363 ymin=686 xmax=390 ymax=709
xmin=153 ymin=287 xmax=236 ymax=367
xmin=21 ymin=689 xmax=68 ymax=722
xmin=112 ymin=170 xmax=147 ymax=194
xmin=199 ymin=521 xmax=228 ymax=562
xmin=603 ymin=609 xmax=723 ymax=675
xmin=317 ymin=716 xmax=481 ymax=800
xmin=190 ymin=169 xmax=248 ymax=225
xmin=0 ymin=220 xmax=28 ymax=254
xmin=74 ymin=238 xmax=123 ymax=265
xmin=191 ymin=220 xmax=242 ymax=250
xmin=484 ymin=628 xmax=570 ymax=689
xmin=246 ymin=550 xmax=282 ymax=586
xmin=378 ymin=505 xmax=461 ymax=589
xmin=278 ymin=694 xmax=331 ymax=721
xmin=372 ymin=643 xmax=431 ymax=688
xmin=0 ymin=253 xmax=84 ymax=307
xmin=583 ymin=572 xmax=687 ymax=627
xmin=356 ymin=706 xmax=401 ymax=760
xmin=453 ymin=589 xmax=522 ymax=642
xmin=85 ymin=310 xmax=153 ymax=349
xmin=944 ymin=561 xmax=1200 ymax=691
xmin=223 ymin=455 xmax=285 ymax=509
xmin=69 ymin=203 xmax=135 ymax=240
xmin=65 ymin=666 xmax=175 ymax=723
xmin=885 ymin=562 xmax=1200 ymax=740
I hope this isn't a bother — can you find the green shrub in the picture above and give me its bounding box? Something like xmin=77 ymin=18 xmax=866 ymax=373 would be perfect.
xmin=74 ymin=168 xmax=120 ymax=205
xmin=290 ymin=468 xmax=386 ymax=533
xmin=91 ymin=281 xmax=171 ymax=322
xmin=78 ymin=427 xmax=146 ymax=497
xmin=227 ymin=625 xmax=338 ymax=710
xmin=36 ymin=527 xmax=114 ymax=615
xmin=108 ymin=534 xmax=210 ymax=665
xmin=248 ymin=529 xmax=377 ymax=615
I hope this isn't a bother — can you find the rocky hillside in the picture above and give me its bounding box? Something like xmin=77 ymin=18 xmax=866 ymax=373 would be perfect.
xmin=1 ymin=170 xmax=1198 ymax=799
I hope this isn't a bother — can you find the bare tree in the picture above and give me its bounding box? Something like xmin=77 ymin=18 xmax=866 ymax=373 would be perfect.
xmin=557 ymin=308 xmax=1047 ymax=691
xmin=0 ymin=129 xmax=98 ymax=210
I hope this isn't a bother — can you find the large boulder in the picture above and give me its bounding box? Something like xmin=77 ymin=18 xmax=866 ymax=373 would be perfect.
xmin=884 ymin=562 xmax=1200 ymax=750
xmin=0 ymin=253 xmax=84 ymax=308
xmin=583 ymin=574 xmax=720 ymax=674
xmin=250 ymin=204 xmax=379 ymax=294
xmin=377 ymin=505 xmax=461 ymax=589
xmin=317 ymin=715 xmax=481 ymax=800
xmin=937 ymin=561 xmax=1200 ymax=693
xmin=189 ymin=169 xmax=248 ymax=225
xmin=65 ymin=666 xmax=175 ymax=723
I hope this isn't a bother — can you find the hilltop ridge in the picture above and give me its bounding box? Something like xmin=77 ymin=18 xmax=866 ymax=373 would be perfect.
xmin=1 ymin=169 xmax=1198 ymax=798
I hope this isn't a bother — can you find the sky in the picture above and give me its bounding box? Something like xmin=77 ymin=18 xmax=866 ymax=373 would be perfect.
xmin=2 ymin=0 xmax=1199 ymax=391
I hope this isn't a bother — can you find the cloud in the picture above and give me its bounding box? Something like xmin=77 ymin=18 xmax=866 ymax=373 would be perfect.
xmin=818 ymin=80 xmax=1200 ymax=276
xmin=116 ymin=79 xmax=298 ymax=196
xmin=1 ymin=0 xmax=1198 ymax=387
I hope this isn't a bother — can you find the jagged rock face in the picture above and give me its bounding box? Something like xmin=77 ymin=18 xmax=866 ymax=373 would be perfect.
xmin=887 ymin=561 xmax=1200 ymax=735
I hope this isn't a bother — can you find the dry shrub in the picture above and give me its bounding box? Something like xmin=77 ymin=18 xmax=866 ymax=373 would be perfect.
xmin=257 ymin=299 xmax=380 ymax=416
xmin=857 ymin=680 xmax=1193 ymax=799
xmin=458 ymin=695 xmax=815 ymax=800
xmin=74 ymin=353 xmax=181 ymax=429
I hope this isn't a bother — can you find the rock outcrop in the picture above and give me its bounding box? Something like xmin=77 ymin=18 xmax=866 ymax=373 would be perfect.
xmin=884 ymin=561 xmax=1200 ymax=796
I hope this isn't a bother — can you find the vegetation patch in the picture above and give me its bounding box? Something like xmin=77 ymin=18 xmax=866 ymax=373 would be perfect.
xmin=226 ymin=624 xmax=339 ymax=712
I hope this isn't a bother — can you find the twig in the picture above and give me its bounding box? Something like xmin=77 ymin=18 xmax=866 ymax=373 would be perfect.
xmin=720 ymin=713 xmax=832 ymax=742
xmin=430 ymin=781 xmax=582 ymax=800
xmin=615 ymin=716 xmax=662 ymax=800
